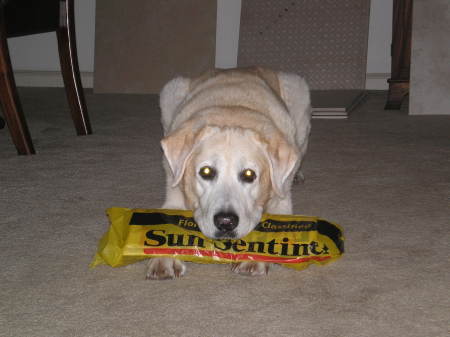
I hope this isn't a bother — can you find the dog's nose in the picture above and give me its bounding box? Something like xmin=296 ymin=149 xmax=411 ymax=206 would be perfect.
xmin=214 ymin=212 xmax=239 ymax=232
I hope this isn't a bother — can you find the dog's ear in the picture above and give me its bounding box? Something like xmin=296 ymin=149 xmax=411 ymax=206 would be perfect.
xmin=257 ymin=134 xmax=299 ymax=198
xmin=267 ymin=137 xmax=299 ymax=198
xmin=161 ymin=125 xmax=219 ymax=187
xmin=250 ymin=130 xmax=299 ymax=198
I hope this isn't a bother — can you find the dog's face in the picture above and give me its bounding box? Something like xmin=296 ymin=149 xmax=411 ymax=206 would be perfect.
xmin=162 ymin=126 xmax=298 ymax=239
xmin=184 ymin=128 xmax=271 ymax=239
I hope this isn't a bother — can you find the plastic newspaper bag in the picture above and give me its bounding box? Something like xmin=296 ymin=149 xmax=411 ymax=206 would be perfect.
xmin=90 ymin=208 xmax=344 ymax=270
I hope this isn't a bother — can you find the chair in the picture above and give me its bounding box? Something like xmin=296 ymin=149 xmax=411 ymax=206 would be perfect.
xmin=385 ymin=0 xmax=413 ymax=110
xmin=0 ymin=0 xmax=92 ymax=155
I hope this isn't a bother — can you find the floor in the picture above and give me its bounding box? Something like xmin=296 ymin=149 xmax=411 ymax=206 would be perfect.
xmin=0 ymin=88 xmax=449 ymax=337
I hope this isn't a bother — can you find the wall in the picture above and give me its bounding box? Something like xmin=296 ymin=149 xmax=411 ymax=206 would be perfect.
xmin=9 ymin=0 xmax=392 ymax=89
xmin=409 ymin=0 xmax=450 ymax=115
xmin=366 ymin=0 xmax=393 ymax=89
xmin=215 ymin=0 xmax=241 ymax=69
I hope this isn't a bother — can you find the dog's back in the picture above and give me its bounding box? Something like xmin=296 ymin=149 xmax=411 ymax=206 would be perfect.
xmin=160 ymin=67 xmax=311 ymax=161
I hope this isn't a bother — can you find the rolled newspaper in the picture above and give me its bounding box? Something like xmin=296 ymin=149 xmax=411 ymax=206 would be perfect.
xmin=91 ymin=208 xmax=344 ymax=271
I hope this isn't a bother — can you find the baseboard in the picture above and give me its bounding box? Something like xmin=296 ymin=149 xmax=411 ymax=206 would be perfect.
xmin=13 ymin=70 xmax=94 ymax=88
xmin=13 ymin=70 xmax=389 ymax=91
xmin=365 ymin=73 xmax=390 ymax=90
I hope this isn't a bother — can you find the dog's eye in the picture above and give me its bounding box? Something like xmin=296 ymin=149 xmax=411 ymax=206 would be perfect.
xmin=199 ymin=166 xmax=216 ymax=180
xmin=240 ymin=169 xmax=257 ymax=183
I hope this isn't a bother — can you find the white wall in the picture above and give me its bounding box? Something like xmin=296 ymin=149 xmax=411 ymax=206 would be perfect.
xmin=215 ymin=0 xmax=241 ymax=69
xmin=366 ymin=0 xmax=393 ymax=89
xmin=9 ymin=0 xmax=392 ymax=89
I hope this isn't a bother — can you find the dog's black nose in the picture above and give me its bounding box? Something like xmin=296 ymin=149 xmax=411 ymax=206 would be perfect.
xmin=214 ymin=212 xmax=239 ymax=232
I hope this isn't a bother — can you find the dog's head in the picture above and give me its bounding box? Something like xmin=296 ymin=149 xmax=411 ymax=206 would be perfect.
xmin=161 ymin=125 xmax=298 ymax=239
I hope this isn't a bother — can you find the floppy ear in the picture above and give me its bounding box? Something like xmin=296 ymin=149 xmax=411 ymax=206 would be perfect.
xmin=265 ymin=136 xmax=299 ymax=198
xmin=250 ymin=130 xmax=299 ymax=198
xmin=161 ymin=125 xmax=219 ymax=187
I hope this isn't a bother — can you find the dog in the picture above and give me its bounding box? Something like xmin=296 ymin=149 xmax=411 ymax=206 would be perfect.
xmin=146 ymin=67 xmax=312 ymax=280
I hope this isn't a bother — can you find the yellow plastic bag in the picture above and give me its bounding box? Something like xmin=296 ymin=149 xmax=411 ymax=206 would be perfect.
xmin=90 ymin=208 xmax=344 ymax=270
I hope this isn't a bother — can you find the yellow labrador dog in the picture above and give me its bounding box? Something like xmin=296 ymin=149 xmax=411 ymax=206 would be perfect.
xmin=147 ymin=67 xmax=311 ymax=279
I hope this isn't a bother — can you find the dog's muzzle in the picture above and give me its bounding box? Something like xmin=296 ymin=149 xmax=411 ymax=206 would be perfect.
xmin=214 ymin=211 xmax=239 ymax=237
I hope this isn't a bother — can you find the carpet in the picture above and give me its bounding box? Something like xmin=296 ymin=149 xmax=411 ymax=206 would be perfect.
xmin=1 ymin=88 xmax=449 ymax=337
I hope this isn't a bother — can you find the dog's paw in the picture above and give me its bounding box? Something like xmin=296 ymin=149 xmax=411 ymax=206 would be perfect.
xmin=231 ymin=261 xmax=269 ymax=276
xmin=293 ymin=170 xmax=305 ymax=185
xmin=146 ymin=258 xmax=186 ymax=280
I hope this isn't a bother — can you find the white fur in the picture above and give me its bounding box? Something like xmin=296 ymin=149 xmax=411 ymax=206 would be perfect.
xmin=190 ymin=128 xmax=267 ymax=239
xmin=159 ymin=77 xmax=190 ymax=134
xmin=146 ymin=257 xmax=186 ymax=280
xmin=278 ymin=72 xmax=312 ymax=162
xmin=169 ymin=72 xmax=297 ymax=143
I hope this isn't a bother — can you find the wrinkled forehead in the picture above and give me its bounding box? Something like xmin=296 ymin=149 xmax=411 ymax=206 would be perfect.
xmin=194 ymin=129 xmax=265 ymax=166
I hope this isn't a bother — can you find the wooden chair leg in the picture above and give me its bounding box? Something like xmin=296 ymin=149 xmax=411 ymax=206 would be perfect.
xmin=384 ymin=0 xmax=412 ymax=110
xmin=0 ymin=16 xmax=35 ymax=155
xmin=385 ymin=80 xmax=409 ymax=110
xmin=56 ymin=0 xmax=92 ymax=136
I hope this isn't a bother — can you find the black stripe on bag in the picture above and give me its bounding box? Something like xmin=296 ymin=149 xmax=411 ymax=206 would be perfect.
xmin=129 ymin=212 xmax=201 ymax=231
xmin=130 ymin=213 xmax=317 ymax=233
xmin=317 ymin=220 xmax=345 ymax=254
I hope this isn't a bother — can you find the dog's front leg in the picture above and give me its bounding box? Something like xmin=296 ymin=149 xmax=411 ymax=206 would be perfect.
xmin=145 ymin=186 xmax=187 ymax=280
xmin=146 ymin=168 xmax=188 ymax=280
xmin=146 ymin=257 xmax=186 ymax=280
xmin=231 ymin=260 xmax=270 ymax=276
xmin=232 ymin=194 xmax=293 ymax=276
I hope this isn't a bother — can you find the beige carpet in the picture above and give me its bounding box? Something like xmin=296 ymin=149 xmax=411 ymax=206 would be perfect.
xmin=1 ymin=88 xmax=449 ymax=337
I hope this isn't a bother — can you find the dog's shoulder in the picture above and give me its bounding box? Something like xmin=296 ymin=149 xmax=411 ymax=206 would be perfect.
xmin=187 ymin=67 xmax=279 ymax=94
xmin=161 ymin=68 xmax=310 ymax=146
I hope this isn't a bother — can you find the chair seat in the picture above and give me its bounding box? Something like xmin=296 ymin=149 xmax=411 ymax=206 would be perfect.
xmin=0 ymin=0 xmax=92 ymax=155
xmin=4 ymin=0 xmax=59 ymax=37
